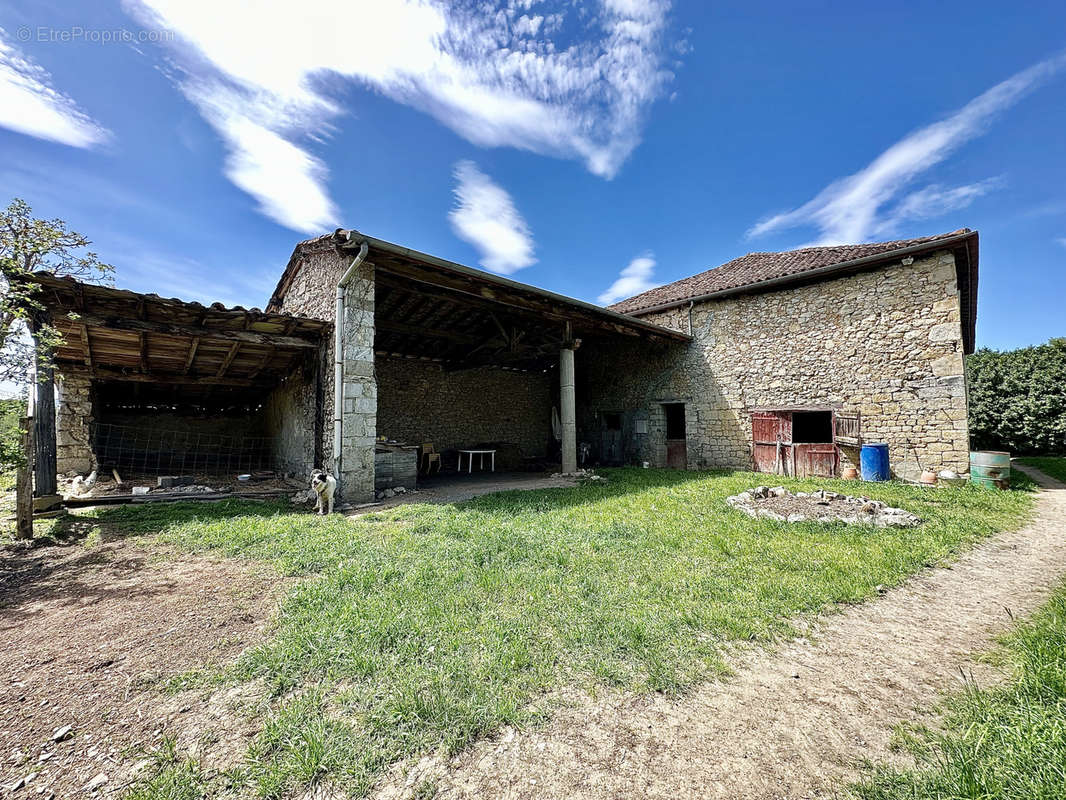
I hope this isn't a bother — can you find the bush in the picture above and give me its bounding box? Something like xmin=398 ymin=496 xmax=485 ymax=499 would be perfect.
xmin=967 ymin=338 xmax=1066 ymax=455
xmin=0 ymin=397 xmax=24 ymax=471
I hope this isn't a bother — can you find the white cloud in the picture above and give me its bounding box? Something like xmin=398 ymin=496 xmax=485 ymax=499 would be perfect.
xmin=0 ymin=28 xmax=110 ymax=148
xmin=184 ymin=81 xmax=338 ymax=233
xmin=872 ymin=178 xmax=1002 ymax=238
xmin=749 ymin=52 xmax=1066 ymax=245
xmin=598 ymin=252 xmax=657 ymax=304
xmin=1057 ymin=237 xmax=1066 ymax=249
xmin=448 ymin=160 xmax=535 ymax=274
xmin=123 ymin=0 xmax=676 ymax=231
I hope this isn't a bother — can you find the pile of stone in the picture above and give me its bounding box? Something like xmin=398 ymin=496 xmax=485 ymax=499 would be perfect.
xmin=726 ymin=486 xmax=922 ymax=527
xmin=150 ymin=484 xmax=218 ymax=494
xmin=551 ymin=468 xmax=606 ymax=482
xmin=375 ymin=486 xmax=408 ymax=500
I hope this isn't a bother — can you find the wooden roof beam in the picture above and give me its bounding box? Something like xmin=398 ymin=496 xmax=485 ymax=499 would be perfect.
xmin=79 ymin=323 xmax=92 ymax=368
xmin=64 ymin=311 xmax=319 ymax=349
xmin=375 ymin=318 xmax=484 ymax=346
xmin=183 ymin=337 xmax=200 ymax=374
xmin=217 ymin=341 xmax=240 ymax=378
xmin=84 ymin=365 xmax=272 ymax=387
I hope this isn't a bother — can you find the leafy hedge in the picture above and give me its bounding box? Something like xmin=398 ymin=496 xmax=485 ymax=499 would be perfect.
xmin=0 ymin=397 xmax=25 ymax=472
xmin=967 ymin=338 xmax=1066 ymax=455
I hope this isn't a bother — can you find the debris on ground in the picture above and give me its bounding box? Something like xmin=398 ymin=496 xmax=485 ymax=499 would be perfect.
xmin=726 ymin=487 xmax=922 ymax=527
xmin=551 ymin=469 xmax=606 ymax=483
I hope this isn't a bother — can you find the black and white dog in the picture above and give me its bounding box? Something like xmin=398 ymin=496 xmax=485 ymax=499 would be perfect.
xmin=309 ymin=469 xmax=337 ymax=515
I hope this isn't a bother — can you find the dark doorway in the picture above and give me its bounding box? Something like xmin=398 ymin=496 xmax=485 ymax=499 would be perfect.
xmin=663 ymin=403 xmax=687 ymax=469
xmin=792 ymin=411 xmax=833 ymax=443
xmin=601 ymin=412 xmax=623 ymax=465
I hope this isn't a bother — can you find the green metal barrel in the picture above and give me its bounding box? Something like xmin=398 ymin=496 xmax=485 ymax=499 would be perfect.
xmin=970 ymin=451 xmax=1011 ymax=489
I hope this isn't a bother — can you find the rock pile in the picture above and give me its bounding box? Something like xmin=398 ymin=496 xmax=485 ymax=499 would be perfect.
xmin=726 ymin=486 xmax=922 ymax=527
xmin=551 ymin=469 xmax=606 ymax=482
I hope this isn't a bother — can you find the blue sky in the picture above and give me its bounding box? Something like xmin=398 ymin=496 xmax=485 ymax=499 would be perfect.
xmin=1 ymin=0 xmax=1064 ymax=351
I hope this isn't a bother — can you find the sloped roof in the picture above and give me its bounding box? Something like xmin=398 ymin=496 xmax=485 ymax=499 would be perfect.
xmin=609 ymin=230 xmax=974 ymax=314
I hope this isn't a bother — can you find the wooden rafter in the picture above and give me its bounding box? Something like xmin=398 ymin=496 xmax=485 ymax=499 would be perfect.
xmin=183 ymin=337 xmax=200 ymax=374
xmin=88 ymin=366 xmax=270 ymax=386
xmin=79 ymin=322 xmax=92 ymax=368
xmin=217 ymin=341 xmax=240 ymax=377
xmin=138 ymin=331 xmax=148 ymax=373
xmin=375 ymin=319 xmax=483 ymax=346
xmin=65 ymin=312 xmax=318 ymax=349
xmin=249 ymin=344 xmax=274 ymax=379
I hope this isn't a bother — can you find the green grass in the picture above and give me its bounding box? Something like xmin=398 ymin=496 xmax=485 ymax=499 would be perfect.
xmin=92 ymin=469 xmax=1033 ymax=799
xmin=1015 ymin=456 xmax=1066 ymax=484
xmin=852 ymin=577 xmax=1066 ymax=800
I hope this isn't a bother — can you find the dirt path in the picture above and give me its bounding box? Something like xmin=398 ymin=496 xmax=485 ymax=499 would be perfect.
xmin=383 ymin=470 xmax=1066 ymax=800
xmin=0 ymin=525 xmax=282 ymax=798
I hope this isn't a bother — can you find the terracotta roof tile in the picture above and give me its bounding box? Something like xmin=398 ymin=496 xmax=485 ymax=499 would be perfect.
xmin=608 ymin=230 xmax=973 ymax=315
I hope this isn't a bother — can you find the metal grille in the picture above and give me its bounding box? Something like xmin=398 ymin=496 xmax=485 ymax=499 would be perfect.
xmin=90 ymin=421 xmax=274 ymax=474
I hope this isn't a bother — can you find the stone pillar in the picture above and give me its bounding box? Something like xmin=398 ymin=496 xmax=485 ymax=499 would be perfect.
xmin=560 ymin=345 xmax=577 ymax=474
xmin=56 ymin=369 xmax=95 ymax=475
xmin=338 ymin=260 xmax=376 ymax=503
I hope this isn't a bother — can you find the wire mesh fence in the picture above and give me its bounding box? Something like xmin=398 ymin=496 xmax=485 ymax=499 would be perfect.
xmin=91 ymin=421 xmax=274 ymax=475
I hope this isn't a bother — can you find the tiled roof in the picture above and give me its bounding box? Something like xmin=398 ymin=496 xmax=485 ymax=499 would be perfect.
xmin=609 ymin=230 xmax=974 ymax=315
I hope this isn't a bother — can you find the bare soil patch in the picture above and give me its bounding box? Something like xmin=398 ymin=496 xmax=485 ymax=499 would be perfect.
xmin=376 ymin=473 xmax=1066 ymax=800
xmin=0 ymin=521 xmax=282 ymax=798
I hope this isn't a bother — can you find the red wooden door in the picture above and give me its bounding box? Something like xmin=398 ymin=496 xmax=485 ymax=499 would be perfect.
xmin=751 ymin=412 xmax=792 ymax=475
xmin=794 ymin=444 xmax=838 ymax=478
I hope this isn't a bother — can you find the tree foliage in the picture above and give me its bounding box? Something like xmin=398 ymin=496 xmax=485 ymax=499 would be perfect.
xmin=0 ymin=198 xmax=114 ymax=386
xmin=967 ymin=338 xmax=1066 ymax=455
xmin=0 ymin=397 xmax=24 ymax=471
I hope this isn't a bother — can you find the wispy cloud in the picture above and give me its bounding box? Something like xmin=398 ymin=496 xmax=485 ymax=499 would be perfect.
xmin=123 ymin=0 xmax=677 ymax=231
xmin=871 ymin=178 xmax=1003 ymax=238
xmin=448 ymin=160 xmax=535 ymax=275
xmin=1056 ymin=237 xmax=1066 ymax=250
xmin=183 ymin=81 xmax=338 ymax=233
xmin=748 ymin=52 xmax=1066 ymax=245
xmin=0 ymin=28 xmax=110 ymax=148
xmin=598 ymin=252 xmax=658 ymax=305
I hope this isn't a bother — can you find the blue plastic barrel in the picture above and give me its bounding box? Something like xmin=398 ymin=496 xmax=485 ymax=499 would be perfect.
xmin=860 ymin=443 xmax=890 ymax=481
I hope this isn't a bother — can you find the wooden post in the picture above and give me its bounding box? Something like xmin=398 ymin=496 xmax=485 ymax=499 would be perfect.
xmin=29 ymin=313 xmax=58 ymax=499
xmin=15 ymin=416 xmax=32 ymax=540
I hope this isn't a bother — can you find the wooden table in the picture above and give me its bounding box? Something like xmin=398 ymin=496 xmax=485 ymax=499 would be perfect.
xmin=458 ymin=449 xmax=496 ymax=473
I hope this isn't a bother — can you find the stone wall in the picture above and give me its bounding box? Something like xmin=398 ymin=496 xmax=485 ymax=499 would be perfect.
xmin=56 ymin=368 xmax=94 ymax=475
xmin=271 ymin=239 xmax=376 ymax=501
xmin=377 ymin=357 xmax=552 ymax=465
xmin=580 ymin=251 xmax=970 ymax=480
xmin=262 ymin=374 xmax=316 ymax=477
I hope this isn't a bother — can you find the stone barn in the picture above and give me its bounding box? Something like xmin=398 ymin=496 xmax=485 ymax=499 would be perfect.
xmin=28 ymin=227 xmax=977 ymax=504
xmin=595 ymin=229 xmax=977 ymax=481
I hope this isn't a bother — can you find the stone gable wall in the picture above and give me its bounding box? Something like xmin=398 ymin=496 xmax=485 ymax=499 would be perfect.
xmin=271 ymin=243 xmax=376 ymax=501
xmin=579 ymin=251 xmax=969 ymax=480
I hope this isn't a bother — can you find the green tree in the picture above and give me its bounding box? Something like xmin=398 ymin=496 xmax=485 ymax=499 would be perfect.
xmin=967 ymin=338 xmax=1066 ymax=454
xmin=0 ymin=197 xmax=114 ymax=387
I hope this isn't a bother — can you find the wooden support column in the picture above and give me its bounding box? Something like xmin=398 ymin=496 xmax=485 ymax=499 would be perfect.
xmin=560 ymin=323 xmax=578 ymax=474
xmin=32 ymin=351 xmax=58 ymax=498
xmin=15 ymin=416 xmax=33 ymax=539
xmin=29 ymin=315 xmax=57 ymax=499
